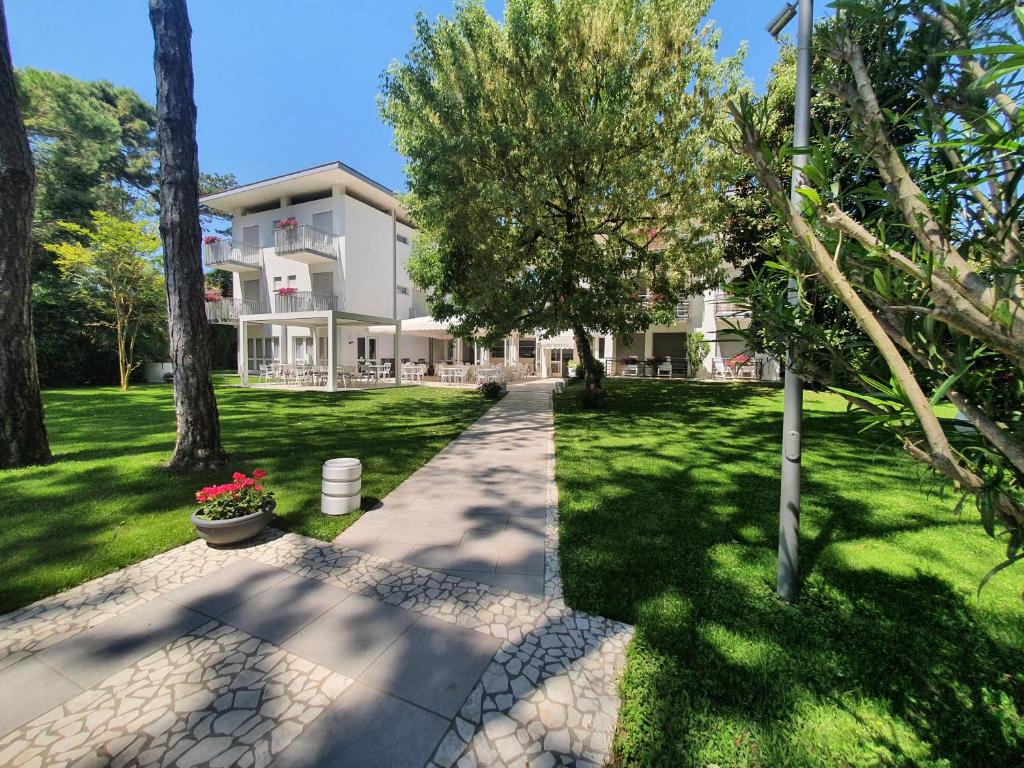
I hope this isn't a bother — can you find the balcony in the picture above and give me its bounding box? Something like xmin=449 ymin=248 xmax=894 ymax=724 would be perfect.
xmin=274 ymin=290 xmax=337 ymax=313
xmin=205 ymin=298 xmax=266 ymax=324
xmin=202 ymin=240 xmax=261 ymax=272
xmin=274 ymin=224 xmax=337 ymax=264
xmin=638 ymin=293 xmax=690 ymax=323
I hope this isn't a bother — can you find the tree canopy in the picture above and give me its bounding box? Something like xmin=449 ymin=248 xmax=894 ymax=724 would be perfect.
xmin=382 ymin=0 xmax=744 ymax=398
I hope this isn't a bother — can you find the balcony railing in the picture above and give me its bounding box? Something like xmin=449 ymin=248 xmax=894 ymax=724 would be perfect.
xmin=715 ymin=297 xmax=747 ymax=316
xmin=637 ymin=293 xmax=690 ymax=322
xmin=205 ymin=298 xmax=266 ymax=324
xmin=202 ymin=240 xmax=261 ymax=270
xmin=274 ymin=290 xmax=337 ymax=313
xmin=274 ymin=225 xmax=336 ymax=260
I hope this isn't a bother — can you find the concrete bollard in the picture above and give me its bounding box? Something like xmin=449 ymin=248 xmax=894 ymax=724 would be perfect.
xmin=322 ymin=458 xmax=361 ymax=515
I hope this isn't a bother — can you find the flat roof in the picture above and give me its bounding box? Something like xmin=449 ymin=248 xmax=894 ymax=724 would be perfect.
xmin=201 ymin=161 xmax=412 ymax=225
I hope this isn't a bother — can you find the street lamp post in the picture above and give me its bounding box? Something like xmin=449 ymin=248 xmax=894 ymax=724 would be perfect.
xmin=767 ymin=0 xmax=812 ymax=603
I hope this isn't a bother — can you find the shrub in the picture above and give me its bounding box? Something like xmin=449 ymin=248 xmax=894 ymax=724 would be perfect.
xmin=479 ymin=381 xmax=502 ymax=399
xmin=162 ymin=371 xmax=173 ymax=383
xmin=195 ymin=470 xmax=274 ymax=521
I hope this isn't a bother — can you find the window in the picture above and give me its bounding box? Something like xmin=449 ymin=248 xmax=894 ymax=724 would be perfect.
xmin=518 ymin=339 xmax=536 ymax=359
xmin=598 ymin=337 xmax=606 ymax=358
xmin=357 ymin=337 xmax=377 ymax=362
xmin=490 ymin=342 xmax=505 ymax=359
xmin=396 ymin=285 xmax=409 ymax=295
xmin=396 ymin=234 xmax=409 ymax=245
xmin=242 ymin=224 xmax=260 ymax=247
xmin=246 ymin=336 xmax=279 ymax=371
xmin=294 ymin=336 xmax=314 ymax=364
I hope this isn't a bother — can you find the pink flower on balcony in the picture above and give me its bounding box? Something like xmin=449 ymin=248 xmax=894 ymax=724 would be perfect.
xmin=202 ymin=235 xmax=221 ymax=245
xmin=204 ymin=289 xmax=222 ymax=301
xmin=276 ymin=218 xmax=299 ymax=230
xmin=277 ymin=286 xmax=298 ymax=295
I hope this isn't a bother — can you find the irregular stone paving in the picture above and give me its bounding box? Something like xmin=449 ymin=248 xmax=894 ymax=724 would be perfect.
xmin=0 ymin=620 xmax=350 ymax=768
xmin=0 ymin=382 xmax=633 ymax=767
xmin=0 ymin=542 xmax=237 ymax=670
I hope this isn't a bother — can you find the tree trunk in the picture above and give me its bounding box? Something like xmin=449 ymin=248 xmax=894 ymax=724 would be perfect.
xmin=572 ymin=326 xmax=605 ymax=404
xmin=0 ymin=0 xmax=50 ymax=469
xmin=150 ymin=0 xmax=225 ymax=469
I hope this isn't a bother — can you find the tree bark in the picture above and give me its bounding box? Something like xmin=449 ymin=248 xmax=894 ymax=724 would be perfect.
xmin=150 ymin=0 xmax=224 ymax=469
xmin=572 ymin=326 xmax=605 ymax=403
xmin=0 ymin=0 xmax=50 ymax=469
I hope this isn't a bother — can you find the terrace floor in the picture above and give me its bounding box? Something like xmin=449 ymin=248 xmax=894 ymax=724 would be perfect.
xmin=0 ymin=381 xmax=631 ymax=768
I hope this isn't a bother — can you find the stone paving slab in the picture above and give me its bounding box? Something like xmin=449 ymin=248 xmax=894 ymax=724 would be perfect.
xmin=0 ymin=380 xmax=633 ymax=767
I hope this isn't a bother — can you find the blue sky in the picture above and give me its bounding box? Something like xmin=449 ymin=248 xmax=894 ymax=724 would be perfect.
xmin=7 ymin=0 xmax=830 ymax=192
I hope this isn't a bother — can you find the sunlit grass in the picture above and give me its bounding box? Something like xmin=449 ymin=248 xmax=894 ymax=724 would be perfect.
xmin=0 ymin=374 xmax=491 ymax=614
xmin=554 ymin=379 xmax=1024 ymax=767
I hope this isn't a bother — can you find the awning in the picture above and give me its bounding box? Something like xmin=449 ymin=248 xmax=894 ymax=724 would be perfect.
xmin=368 ymin=315 xmax=455 ymax=338
xmin=536 ymin=331 xmax=576 ymax=348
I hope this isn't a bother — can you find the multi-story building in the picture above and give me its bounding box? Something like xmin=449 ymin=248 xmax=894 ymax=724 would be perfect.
xmin=202 ymin=161 xmax=777 ymax=386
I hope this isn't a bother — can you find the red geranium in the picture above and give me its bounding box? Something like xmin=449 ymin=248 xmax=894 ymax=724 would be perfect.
xmin=195 ymin=470 xmax=273 ymax=521
xmin=202 ymin=235 xmax=221 ymax=245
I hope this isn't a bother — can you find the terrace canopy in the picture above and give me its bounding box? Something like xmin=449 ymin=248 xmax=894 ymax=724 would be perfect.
xmin=238 ymin=310 xmax=401 ymax=392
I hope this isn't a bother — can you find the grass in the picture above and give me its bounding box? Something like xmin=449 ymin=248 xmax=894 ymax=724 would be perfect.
xmin=0 ymin=374 xmax=491 ymax=615
xmin=554 ymin=379 xmax=1024 ymax=767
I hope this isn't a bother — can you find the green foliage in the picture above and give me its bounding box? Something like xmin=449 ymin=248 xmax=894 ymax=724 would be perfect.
xmin=555 ymin=379 xmax=1024 ymax=766
xmin=44 ymin=212 xmax=165 ymax=389
xmin=685 ymin=330 xmax=710 ymax=377
xmin=381 ymin=0 xmax=744 ymax=391
xmin=730 ymin=0 xmax=1024 ymax=575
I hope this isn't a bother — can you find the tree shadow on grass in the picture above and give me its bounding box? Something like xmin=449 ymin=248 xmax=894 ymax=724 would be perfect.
xmin=554 ymin=379 xmax=1024 ymax=767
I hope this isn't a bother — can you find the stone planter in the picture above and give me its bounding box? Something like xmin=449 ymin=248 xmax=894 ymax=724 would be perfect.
xmin=191 ymin=499 xmax=275 ymax=546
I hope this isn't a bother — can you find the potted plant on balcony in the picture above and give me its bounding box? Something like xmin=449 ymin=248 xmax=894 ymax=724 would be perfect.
xmin=202 ymin=235 xmax=221 ymax=245
xmin=204 ymin=287 xmax=222 ymax=302
xmin=276 ymin=218 xmax=299 ymax=230
xmin=277 ymin=286 xmax=298 ymax=295
xmin=191 ymin=469 xmax=275 ymax=546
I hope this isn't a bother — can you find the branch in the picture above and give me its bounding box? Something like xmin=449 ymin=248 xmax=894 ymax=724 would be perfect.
xmin=820 ymin=203 xmax=1024 ymax=366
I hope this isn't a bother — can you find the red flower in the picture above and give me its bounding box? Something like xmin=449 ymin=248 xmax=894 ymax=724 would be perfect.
xmin=232 ymin=472 xmax=246 ymax=482
xmin=253 ymin=469 xmax=267 ymax=479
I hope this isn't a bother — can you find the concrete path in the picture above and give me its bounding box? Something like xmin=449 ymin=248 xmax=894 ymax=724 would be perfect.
xmin=0 ymin=382 xmax=632 ymax=768
xmin=337 ymin=381 xmax=554 ymax=596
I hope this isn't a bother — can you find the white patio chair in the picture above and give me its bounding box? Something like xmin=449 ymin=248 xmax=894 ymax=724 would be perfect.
xmin=258 ymin=364 xmax=272 ymax=383
xmin=657 ymin=357 xmax=673 ymax=378
xmin=624 ymin=361 xmax=640 ymax=377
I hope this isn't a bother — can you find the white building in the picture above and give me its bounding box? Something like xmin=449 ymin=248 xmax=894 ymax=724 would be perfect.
xmin=201 ymin=161 xmax=777 ymax=386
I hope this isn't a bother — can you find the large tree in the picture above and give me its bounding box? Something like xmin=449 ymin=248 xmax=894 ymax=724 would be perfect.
xmin=730 ymin=0 xmax=1024 ymax=577
xmin=0 ymin=0 xmax=50 ymax=468
xmin=150 ymin=0 xmax=224 ymax=469
xmin=382 ymin=0 xmax=742 ymax=400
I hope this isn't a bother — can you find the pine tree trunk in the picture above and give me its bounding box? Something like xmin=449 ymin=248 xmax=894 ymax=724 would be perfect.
xmin=0 ymin=0 xmax=51 ymax=469
xmin=572 ymin=326 xmax=606 ymax=405
xmin=150 ymin=0 xmax=225 ymax=469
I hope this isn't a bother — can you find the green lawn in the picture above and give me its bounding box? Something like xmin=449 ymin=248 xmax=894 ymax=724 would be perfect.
xmin=0 ymin=375 xmax=491 ymax=615
xmin=554 ymin=379 xmax=1024 ymax=767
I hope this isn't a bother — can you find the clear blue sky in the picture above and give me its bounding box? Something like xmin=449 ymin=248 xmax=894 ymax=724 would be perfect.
xmin=7 ymin=0 xmax=830 ymax=192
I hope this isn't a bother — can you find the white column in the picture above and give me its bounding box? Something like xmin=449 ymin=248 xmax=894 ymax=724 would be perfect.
xmin=326 ymin=314 xmax=337 ymax=392
xmin=391 ymin=209 xmax=398 ymax=319
xmin=394 ymin=320 xmax=402 ymax=382
xmin=239 ymin=320 xmax=249 ymax=386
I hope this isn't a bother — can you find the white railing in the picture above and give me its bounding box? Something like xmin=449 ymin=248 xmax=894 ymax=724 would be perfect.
xmin=205 ymin=298 xmax=266 ymax=323
xmin=274 ymin=290 xmax=337 ymax=313
xmin=202 ymin=240 xmax=261 ymax=269
xmin=275 ymin=225 xmax=336 ymax=259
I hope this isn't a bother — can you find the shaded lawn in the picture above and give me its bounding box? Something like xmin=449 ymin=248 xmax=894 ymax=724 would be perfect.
xmin=554 ymin=379 xmax=1024 ymax=767
xmin=0 ymin=375 xmax=491 ymax=615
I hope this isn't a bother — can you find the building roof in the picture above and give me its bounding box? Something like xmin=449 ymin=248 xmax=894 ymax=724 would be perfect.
xmin=200 ymin=161 xmax=411 ymax=225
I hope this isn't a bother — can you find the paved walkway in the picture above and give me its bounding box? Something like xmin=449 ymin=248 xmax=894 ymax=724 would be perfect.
xmin=0 ymin=382 xmax=632 ymax=768
xmin=337 ymin=381 xmax=553 ymax=596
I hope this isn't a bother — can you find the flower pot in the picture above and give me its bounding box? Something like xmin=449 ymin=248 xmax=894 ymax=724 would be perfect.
xmin=192 ymin=499 xmax=275 ymax=546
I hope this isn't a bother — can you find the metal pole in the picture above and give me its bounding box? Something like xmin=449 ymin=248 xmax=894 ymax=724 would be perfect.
xmin=777 ymin=0 xmax=812 ymax=603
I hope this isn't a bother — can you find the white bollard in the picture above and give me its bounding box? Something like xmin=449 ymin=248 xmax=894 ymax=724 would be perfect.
xmin=322 ymin=458 xmax=361 ymax=515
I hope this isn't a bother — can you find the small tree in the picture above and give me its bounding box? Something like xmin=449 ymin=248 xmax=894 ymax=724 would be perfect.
xmin=729 ymin=0 xmax=1024 ymax=577
xmin=686 ymin=331 xmax=710 ymax=379
xmin=382 ymin=0 xmax=743 ymax=402
xmin=45 ymin=212 xmax=164 ymax=390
